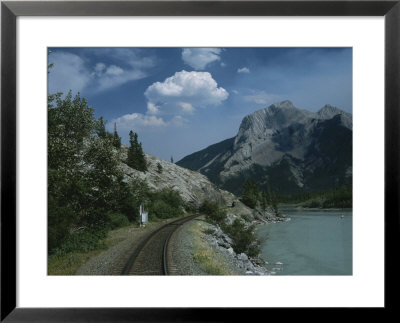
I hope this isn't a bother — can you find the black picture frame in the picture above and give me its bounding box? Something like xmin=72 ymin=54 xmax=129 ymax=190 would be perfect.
xmin=1 ymin=0 xmax=398 ymax=321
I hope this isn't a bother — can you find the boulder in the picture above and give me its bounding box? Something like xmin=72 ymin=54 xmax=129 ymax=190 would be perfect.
xmin=237 ymin=253 xmax=248 ymax=261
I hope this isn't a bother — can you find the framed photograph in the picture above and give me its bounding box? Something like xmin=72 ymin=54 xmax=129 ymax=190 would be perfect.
xmin=1 ymin=0 xmax=398 ymax=320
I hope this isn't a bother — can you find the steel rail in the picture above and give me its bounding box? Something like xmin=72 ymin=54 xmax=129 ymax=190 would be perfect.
xmin=121 ymin=214 xmax=200 ymax=275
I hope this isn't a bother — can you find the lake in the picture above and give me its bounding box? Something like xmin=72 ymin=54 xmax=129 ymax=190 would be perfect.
xmin=257 ymin=206 xmax=352 ymax=275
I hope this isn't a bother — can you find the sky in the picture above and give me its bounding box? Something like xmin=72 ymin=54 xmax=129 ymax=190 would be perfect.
xmin=48 ymin=47 xmax=352 ymax=161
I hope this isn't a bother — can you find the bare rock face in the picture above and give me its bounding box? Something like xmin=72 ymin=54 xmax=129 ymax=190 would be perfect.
xmin=120 ymin=151 xmax=236 ymax=208
xmin=118 ymin=150 xmax=280 ymax=222
xmin=177 ymin=101 xmax=352 ymax=195
xmin=317 ymin=104 xmax=352 ymax=127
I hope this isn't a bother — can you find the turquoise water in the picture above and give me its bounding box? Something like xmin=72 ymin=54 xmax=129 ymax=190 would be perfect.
xmin=257 ymin=207 xmax=352 ymax=275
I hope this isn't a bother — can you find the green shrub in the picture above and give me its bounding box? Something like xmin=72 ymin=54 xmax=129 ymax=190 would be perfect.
xmin=149 ymin=199 xmax=180 ymax=219
xmin=161 ymin=188 xmax=183 ymax=208
xmin=148 ymin=188 xmax=184 ymax=219
xmin=184 ymin=202 xmax=197 ymax=213
xmin=207 ymin=208 xmax=227 ymax=224
xmin=199 ymin=199 xmax=227 ymax=224
xmin=203 ymin=228 xmax=215 ymax=235
xmin=53 ymin=229 xmax=107 ymax=256
xmin=108 ymin=212 xmax=130 ymax=229
xmin=222 ymin=219 xmax=260 ymax=258
xmin=48 ymin=199 xmax=76 ymax=253
xmin=240 ymin=214 xmax=252 ymax=222
xmin=199 ymin=199 xmax=219 ymax=215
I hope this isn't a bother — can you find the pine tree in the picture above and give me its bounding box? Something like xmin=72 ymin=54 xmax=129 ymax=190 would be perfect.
xmin=127 ymin=130 xmax=137 ymax=169
xmin=271 ymin=191 xmax=280 ymax=216
xmin=170 ymin=156 xmax=174 ymax=163
xmin=112 ymin=122 xmax=121 ymax=149
xmin=261 ymin=190 xmax=267 ymax=211
xmin=96 ymin=116 xmax=107 ymax=139
xmin=127 ymin=130 xmax=147 ymax=172
xmin=266 ymin=181 xmax=273 ymax=205
xmin=241 ymin=180 xmax=259 ymax=209
xmin=157 ymin=162 xmax=163 ymax=174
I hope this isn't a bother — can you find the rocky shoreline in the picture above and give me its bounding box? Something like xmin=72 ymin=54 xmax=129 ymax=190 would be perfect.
xmin=167 ymin=198 xmax=291 ymax=276
xmin=205 ymin=209 xmax=289 ymax=275
xmin=201 ymin=221 xmax=271 ymax=275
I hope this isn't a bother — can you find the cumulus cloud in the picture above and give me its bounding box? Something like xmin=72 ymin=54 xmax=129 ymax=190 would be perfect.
xmin=105 ymin=65 xmax=124 ymax=76
xmin=182 ymin=48 xmax=222 ymax=70
xmin=144 ymin=70 xmax=228 ymax=116
xmin=111 ymin=113 xmax=167 ymax=131
xmin=237 ymin=67 xmax=250 ymax=74
xmin=147 ymin=102 xmax=160 ymax=115
xmin=94 ymin=62 xmax=106 ymax=74
xmin=48 ymin=49 xmax=154 ymax=94
xmin=170 ymin=115 xmax=186 ymax=126
xmin=244 ymin=90 xmax=280 ymax=105
xmin=111 ymin=112 xmax=188 ymax=131
xmin=112 ymin=70 xmax=228 ymax=131
xmin=179 ymin=102 xmax=195 ymax=114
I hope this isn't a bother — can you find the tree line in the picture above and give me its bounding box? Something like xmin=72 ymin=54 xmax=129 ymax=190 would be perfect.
xmin=277 ymin=184 xmax=352 ymax=208
xmin=241 ymin=180 xmax=280 ymax=215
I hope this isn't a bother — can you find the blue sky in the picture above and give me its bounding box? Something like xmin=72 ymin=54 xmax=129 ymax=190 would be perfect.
xmin=48 ymin=47 xmax=352 ymax=161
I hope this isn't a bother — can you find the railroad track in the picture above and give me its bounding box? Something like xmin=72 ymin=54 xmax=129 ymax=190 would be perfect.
xmin=121 ymin=214 xmax=200 ymax=275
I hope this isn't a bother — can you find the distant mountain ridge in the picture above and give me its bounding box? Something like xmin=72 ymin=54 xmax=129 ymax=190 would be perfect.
xmin=177 ymin=100 xmax=352 ymax=195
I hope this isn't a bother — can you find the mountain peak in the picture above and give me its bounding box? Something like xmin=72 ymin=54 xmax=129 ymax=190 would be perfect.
xmin=317 ymin=104 xmax=345 ymax=118
xmin=270 ymin=100 xmax=295 ymax=109
xmin=316 ymin=104 xmax=352 ymax=129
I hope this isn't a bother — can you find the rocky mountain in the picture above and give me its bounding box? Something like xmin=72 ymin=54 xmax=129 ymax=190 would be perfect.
xmin=120 ymin=150 xmax=280 ymax=223
xmin=176 ymin=100 xmax=352 ymax=195
xmin=120 ymin=151 xmax=235 ymax=208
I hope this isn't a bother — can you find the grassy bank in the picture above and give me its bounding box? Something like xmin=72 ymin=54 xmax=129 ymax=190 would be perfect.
xmin=189 ymin=219 xmax=241 ymax=275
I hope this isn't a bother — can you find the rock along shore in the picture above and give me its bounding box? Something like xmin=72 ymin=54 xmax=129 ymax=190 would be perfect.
xmin=169 ymin=201 xmax=289 ymax=276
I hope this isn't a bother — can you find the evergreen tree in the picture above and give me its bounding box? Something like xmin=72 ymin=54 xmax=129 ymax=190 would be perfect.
xmin=266 ymin=181 xmax=273 ymax=205
xmin=96 ymin=116 xmax=107 ymax=139
xmin=127 ymin=130 xmax=147 ymax=172
xmin=170 ymin=156 xmax=174 ymax=163
xmin=241 ymin=180 xmax=259 ymax=209
xmin=271 ymin=191 xmax=280 ymax=216
xmin=260 ymin=190 xmax=267 ymax=211
xmin=127 ymin=130 xmax=137 ymax=169
xmin=112 ymin=122 xmax=121 ymax=149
